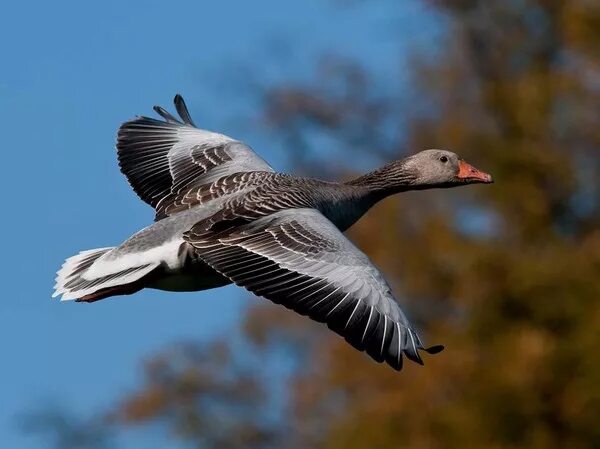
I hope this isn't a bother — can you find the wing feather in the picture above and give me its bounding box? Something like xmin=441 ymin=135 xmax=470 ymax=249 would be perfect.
xmin=184 ymin=208 xmax=443 ymax=371
xmin=116 ymin=95 xmax=273 ymax=219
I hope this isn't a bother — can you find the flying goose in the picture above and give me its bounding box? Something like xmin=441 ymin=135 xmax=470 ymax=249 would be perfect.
xmin=53 ymin=95 xmax=493 ymax=371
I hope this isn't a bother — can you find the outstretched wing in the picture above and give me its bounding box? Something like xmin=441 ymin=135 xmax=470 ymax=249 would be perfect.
xmin=184 ymin=208 xmax=443 ymax=371
xmin=116 ymin=95 xmax=273 ymax=219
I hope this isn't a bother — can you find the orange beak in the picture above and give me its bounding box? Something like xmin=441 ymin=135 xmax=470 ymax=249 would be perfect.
xmin=456 ymin=160 xmax=493 ymax=184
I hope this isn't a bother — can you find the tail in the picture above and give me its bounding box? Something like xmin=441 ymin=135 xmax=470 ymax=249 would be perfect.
xmin=52 ymin=248 xmax=158 ymax=302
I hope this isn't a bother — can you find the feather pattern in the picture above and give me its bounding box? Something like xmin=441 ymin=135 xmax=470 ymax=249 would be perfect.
xmin=184 ymin=208 xmax=442 ymax=371
xmin=53 ymin=247 xmax=159 ymax=301
xmin=116 ymin=95 xmax=273 ymax=219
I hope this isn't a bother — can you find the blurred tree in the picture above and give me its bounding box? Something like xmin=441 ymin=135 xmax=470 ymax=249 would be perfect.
xmin=38 ymin=1 xmax=600 ymax=448
xmin=112 ymin=340 xmax=284 ymax=449
xmin=21 ymin=408 xmax=111 ymax=449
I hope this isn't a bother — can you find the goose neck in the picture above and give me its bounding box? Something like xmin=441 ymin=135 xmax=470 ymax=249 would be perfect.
xmin=345 ymin=160 xmax=417 ymax=197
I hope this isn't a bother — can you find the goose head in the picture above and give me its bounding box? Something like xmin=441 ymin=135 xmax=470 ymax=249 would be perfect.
xmin=346 ymin=149 xmax=493 ymax=193
xmin=404 ymin=149 xmax=493 ymax=189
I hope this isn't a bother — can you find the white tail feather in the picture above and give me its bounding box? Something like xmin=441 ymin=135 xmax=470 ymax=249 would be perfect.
xmin=52 ymin=247 xmax=157 ymax=301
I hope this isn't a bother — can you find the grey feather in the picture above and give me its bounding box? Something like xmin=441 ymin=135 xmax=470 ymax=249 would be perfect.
xmin=184 ymin=208 xmax=437 ymax=371
xmin=116 ymin=95 xmax=273 ymax=218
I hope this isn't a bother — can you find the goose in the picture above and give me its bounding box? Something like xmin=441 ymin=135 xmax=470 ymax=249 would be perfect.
xmin=53 ymin=95 xmax=493 ymax=371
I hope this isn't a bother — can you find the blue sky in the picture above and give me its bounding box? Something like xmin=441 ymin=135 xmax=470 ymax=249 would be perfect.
xmin=0 ymin=1 xmax=442 ymax=447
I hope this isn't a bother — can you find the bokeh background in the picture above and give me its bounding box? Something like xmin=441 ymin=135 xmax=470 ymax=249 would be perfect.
xmin=2 ymin=1 xmax=599 ymax=448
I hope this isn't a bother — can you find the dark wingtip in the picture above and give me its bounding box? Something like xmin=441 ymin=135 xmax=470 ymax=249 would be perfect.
xmin=424 ymin=345 xmax=445 ymax=354
xmin=404 ymin=349 xmax=424 ymax=365
xmin=394 ymin=356 xmax=404 ymax=371
xmin=153 ymin=105 xmax=181 ymax=124
xmin=173 ymin=94 xmax=196 ymax=127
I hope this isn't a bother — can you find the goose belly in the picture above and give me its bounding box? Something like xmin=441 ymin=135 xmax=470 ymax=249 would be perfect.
xmin=148 ymin=259 xmax=231 ymax=292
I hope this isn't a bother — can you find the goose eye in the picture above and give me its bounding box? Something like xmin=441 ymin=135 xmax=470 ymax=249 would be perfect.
xmin=440 ymin=156 xmax=448 ymax=163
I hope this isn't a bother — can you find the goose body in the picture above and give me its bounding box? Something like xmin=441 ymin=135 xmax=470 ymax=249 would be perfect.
xmin=53 ymin=95 xmax=492 ymax=370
